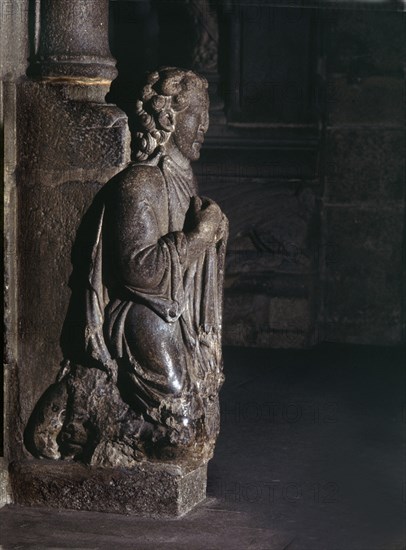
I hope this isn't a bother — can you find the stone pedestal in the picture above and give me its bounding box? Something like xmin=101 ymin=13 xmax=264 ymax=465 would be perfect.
xmin=10 ymin=460 xmax=208 ymax=517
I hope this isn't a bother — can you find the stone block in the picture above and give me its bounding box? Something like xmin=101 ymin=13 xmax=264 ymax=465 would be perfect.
xmin=326 ymin=10 xmax=404 ymax=77
xmin=15 ymin=81 xmax=130 ymax=445
xmin=269 ymin=296 xmax=310 ymax=329
xmin=324 ymin=129 xmax=405 ymax=203
xmin=223 ymin=293 xmax=314 ymax=348
xmin=223 ymin=293 xmax=270 ymax=347
xmin=213 ymin=184 xmax=319 ymax=275
xmin=323 ymin=206 xmax=404 ymax=344
xmin=268 ymin=297 xmax=311 ymax=348
xmin=10 ymin=460 xmax=207 ymax=517
xmin=18 ymin=82 xmax=130 ymax=174
xmin=327 ymin=76 xmax=404 ymax=126
xmin=17 ymin=181 xmax=106 ymax=432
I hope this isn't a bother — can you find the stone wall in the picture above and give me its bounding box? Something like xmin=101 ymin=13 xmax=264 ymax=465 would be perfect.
xmin=196 ymin=149 xmax=320 ymax=349
xmin=321 ymin=9 xmax=405 ymax=344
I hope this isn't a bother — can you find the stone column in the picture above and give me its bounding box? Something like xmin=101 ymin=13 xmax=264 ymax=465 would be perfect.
xmin=1 ymin=0 xmax=30 ymax=508
xmin=35 ymin=0 xmax=117 ymax=83
xmin=10 ymin=0 xmax=130 ymax=472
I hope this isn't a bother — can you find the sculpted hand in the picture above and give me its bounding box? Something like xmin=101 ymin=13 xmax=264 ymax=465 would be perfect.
xmin=185 ymin=196 xmax=224 ymax=264
xmin=215 ymin=213 xmax=228 ymax=243
xmin=191 ymin=196 xmax=223 ymax=241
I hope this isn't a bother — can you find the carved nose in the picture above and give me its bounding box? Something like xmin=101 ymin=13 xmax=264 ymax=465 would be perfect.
xmin=199 ymin=115 xmax=209 ymax=134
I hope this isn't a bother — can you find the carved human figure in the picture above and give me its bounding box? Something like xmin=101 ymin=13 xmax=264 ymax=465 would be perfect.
xmin=25 ymin=67 xmax=228 ymax=467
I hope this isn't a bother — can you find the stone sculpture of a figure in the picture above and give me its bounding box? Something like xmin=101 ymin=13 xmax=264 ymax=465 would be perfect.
xmin=25 ymin=67 xmax=228 ymax=469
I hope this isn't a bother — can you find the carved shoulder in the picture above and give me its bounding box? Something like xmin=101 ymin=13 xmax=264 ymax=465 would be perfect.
xmin=106 ymin=163 xmax=169 ymax=235
xmin=114 ymin=163 xmax=167 ymax=206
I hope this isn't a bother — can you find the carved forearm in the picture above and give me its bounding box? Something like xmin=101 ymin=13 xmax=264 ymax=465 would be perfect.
xmin=183 ymin=229 xmax=213 ymax=266
xmin=183 ymin=212 xmax=228 ymax=267
xmin=119 ymin=240 xmax=170 ymax=290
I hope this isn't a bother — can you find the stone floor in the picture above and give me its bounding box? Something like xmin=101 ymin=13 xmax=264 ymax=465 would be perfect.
xmin=1 ymin=344 xmax=405 ymax=549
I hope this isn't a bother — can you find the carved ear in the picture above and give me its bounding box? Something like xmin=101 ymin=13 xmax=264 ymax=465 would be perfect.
xmin=158 ymin=111 xmax=175 ymax=132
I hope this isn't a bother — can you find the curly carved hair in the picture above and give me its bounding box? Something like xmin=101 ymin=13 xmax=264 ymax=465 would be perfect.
xmin=133 ymin=67 xmax=208 ymax=161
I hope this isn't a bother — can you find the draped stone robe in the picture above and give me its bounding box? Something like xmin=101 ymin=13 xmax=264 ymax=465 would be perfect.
xmin=84 ymin=152 xmax=228 ymax=451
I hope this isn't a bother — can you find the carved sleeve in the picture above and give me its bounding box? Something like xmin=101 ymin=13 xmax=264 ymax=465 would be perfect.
xmin=109 ymin=178 xmax=188 ymax=322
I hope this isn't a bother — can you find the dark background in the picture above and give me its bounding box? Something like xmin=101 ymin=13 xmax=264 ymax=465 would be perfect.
xmin=108 ymin=0 xmax=406 ymax=350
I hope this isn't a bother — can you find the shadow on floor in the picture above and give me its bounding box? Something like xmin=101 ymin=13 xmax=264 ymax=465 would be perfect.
xmin=1 ymin=344 xmax=405 ymax=549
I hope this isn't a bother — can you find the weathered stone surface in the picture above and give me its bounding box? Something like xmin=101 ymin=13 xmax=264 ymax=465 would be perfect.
xmin=0 ymin=0 xmax=28 ymax=82
xmin=106 ymin=2 xmax=322 ymax=352
xmin=268 ymin=297 xmax=311 ymax=346
xmin=32 ymin=0 xmax=117 ymax=82
xmin=15 ymin=80 xmax=131 ymax=456
xmin=18 ymin=82 xmax=129 ymax=174
xmin=195 ymin=173 xmax=321 ymax=348
xmin=227 ymin=189 xmax=317 ymax=274
xmin=0 ymin=459 xmax=11 ymax=508
xmin=17 ymin=181 xmax=119 ymax=441
xmin=324 ymin=129 xmax=405 ymax=203
xmin=321 ymin=8 xmax=405 ymax=346
xmin=326 ymin=10 xmax=404 ymax=77
xmin=10 ymin=460 xmax=207 ymax=517
xmin=327 ymin=76 xmax=404 ymax=126
xmin=24 ymin=69 xmax=228 ymax=492
xmin=323 ymin=206 xmax=404 ymax=344
xmin=214 ymin=182 xmax=319 ymax=348
xmin=223 ymin=292 xmax=314 ymax=349
xmin=1 ymin=0 xmax=30 ymax=503
xmin=2 ymin=346 xmax=406 ymax=548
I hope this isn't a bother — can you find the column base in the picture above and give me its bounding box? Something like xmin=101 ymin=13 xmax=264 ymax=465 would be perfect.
xmin=9 ymin=459 xmax=208 ymax=517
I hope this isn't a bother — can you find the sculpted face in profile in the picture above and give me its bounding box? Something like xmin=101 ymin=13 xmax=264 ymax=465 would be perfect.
xmin=25 ymin=67 xmax=228 ymax=468
xmin=167 ymin=88 xmax=209 ymax=162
